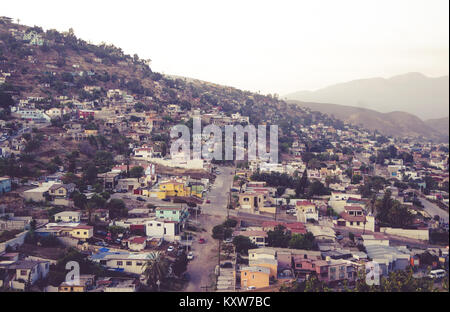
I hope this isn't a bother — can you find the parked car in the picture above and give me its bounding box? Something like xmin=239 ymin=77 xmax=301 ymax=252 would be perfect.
xmin=223 ymin=238 xmax=233 ymax=244
xmin=247 ymin=286 xmax=256 ymax=290
xmin=187 ymin=252 xmax=194 ymax=260
xmin=136 ymin=197 xmax=146 ymax=202
xmin=162 ymin=198 xmax=171 ymax=202
xmin=336 ymin=235 xmax=344 ymax=241
xmin=206 ymin=200 xmax=211 ymax=204
xmin=198 ymin=238 xmax=206 ymax=244
xmin=167 ymin=246 xmax=174 ymax=252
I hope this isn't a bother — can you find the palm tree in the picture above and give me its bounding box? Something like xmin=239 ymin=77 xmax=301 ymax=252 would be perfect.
xmin=143 ymin=252 xmax=170 ymax=290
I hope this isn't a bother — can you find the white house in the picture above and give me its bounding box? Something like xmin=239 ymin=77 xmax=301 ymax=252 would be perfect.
xmin=54 ymin=211 xmax=81 ymax=223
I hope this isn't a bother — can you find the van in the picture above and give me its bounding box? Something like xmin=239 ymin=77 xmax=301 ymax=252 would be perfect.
xmin=428 ymin=269 xmax=446 ymax=279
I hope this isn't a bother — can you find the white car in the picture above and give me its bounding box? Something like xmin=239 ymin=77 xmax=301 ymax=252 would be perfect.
xmin=167 ymin=246 xmax=174 ymax=252
xmin=187 ymin=251 xmax=194 ymax=260
xmin=247 ymin=286 xmax=256 ymax=290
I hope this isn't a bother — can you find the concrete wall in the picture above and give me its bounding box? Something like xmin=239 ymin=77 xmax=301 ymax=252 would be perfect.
xmin=379 ymin=227 xmax=429 ymax=241
xmin=0 ymin=230 xmax=27 ymax=253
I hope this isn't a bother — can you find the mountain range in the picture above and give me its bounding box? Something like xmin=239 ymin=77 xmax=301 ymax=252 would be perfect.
xmin=289 ymin=100 xmax=449 ymax=142
xmin=285 ymin=73 xmax=449 ymax=120
xmin=285 ymin=73 xmax=449 ymax=142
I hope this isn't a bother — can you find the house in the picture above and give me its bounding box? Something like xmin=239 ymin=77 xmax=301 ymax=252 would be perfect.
xmin=54 ymin=211 xmax=81 ymax=223
xmin=97 ymin=172 xmax=120 ymax=190
xmin=261 ymin=221 xmax=307 ymax=235
xmin=335 ymin=206 xmax=376 ymax=232
xmin=232 ymin=230 xmax=267 ymax=247
xmin=295 ymin=201 xmax=319 ymax=223
xmin=0 ymin=177 xmax=11 ymax=195
xmin=3 ymin=260 xmax=50 ymax=290
xmin=364 ymin=245 xmax=411 ymax=276
xmin=23 ymin=181 xmax=58 ymax=202
xmin=155 ymin=206 xmax=189 ymax=223
xmin=70 ymin=225 xmax=94 ymax=240
xmin=102 ymin=278 xmax=139 ymax=292
xmin=248 ymin=258 xmax=278 ymax=278
xmin=145 ymin=219 xmax=181 ymax=242
xmin=238 ymin=192 xmax=265 ymax=214
xmin=78 ymin=110 xmax=95 ymax=120
xmin=58 ymin=274 xmax=96 ymax=292
xmin=240 ymin=266 xmax=270 ymax=289
xmin=157 ymin=181 xmax=190 ymax=199
xmin=127 ymin=236 xmax=147 ymax=251
xmin=90 ymin=251 xmax=155 ymax=275
xmin=48 ymin=183 xmax=75 ymax=199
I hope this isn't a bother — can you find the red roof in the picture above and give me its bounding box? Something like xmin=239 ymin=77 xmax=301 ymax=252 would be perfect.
xmin=129 ymin=237 xmax=147 ymax=244
xmin=296 ymin=201 xmax=314 ymax=206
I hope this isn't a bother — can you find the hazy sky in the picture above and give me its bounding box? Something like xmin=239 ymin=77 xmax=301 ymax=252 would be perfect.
xmin=2 ymin=0 xmax=449 ymax=95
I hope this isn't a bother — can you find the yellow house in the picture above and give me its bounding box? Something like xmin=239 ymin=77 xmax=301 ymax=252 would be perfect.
xmin=59 ymin=283 xmax=86 ymax=292
xmin=240 ymin=266 xmax=270 ymax=289
xmin=84 ymin=129 xmax=99 ymax=136
xmin=71 ymin=225 xmax=94 ymax=239
xmin=157 ymin=181 xmax=190 ymax=199
xmin=238 ymin=193 xmax=264 ymax=213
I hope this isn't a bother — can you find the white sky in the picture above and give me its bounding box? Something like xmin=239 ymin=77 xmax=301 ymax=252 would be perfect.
xmin=2 ymin=0 xmax=449 ymax=95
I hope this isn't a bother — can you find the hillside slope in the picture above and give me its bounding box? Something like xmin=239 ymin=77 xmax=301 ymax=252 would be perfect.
xmin=290 ymin=100 xmax=448 ymax=142
xmin=286 ymin=73 xmax=449 ymax=120
xmin=425 ymin=117 xmax=449 ymax=137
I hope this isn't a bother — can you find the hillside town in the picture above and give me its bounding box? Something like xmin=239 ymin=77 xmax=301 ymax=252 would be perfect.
xmin=0 ymin=17 xmax=449 ymax=293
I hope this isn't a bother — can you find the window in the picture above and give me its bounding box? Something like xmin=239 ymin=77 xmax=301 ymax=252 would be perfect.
xmin=357 ymin=222 xmax=360 ymax=226
xmin=126 ymin=261 xmax=132 ymax=266
xmin=350 ymin=222 xmax=353 ymax=226
xmin=117 ymin=261 xmax=123 ymax=266
xmin=20 ymin=270 xmax=27 ymax=276
xmin=172 ymin=211 xmax=176 ymax=214
xmin=136 ymin=262 xmax=142 ymax=266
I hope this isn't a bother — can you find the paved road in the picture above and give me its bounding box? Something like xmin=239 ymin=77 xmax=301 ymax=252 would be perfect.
xmin=203 ymin=166 xmax=235 ymax=217
xmin=418 ymin=198 xmax=449 ymax=223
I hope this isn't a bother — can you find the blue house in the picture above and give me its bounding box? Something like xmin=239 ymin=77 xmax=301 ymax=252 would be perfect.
xmin=0 ymin=177 xmax=11 ymax=195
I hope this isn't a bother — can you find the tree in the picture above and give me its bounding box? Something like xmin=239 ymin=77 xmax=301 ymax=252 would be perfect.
xmin=351 ymin=175 xmax=363 ymax=185
xmin=129 ymin=166 xmax=144 ymax=178
xmin=222 ymin=218 xmax=238 ymax=228
xmin=143 ymin=252 xmax=169 ymax=290
xmin=375 ymin=190 xmax=413 ymax=228
xmin=72 ymin=191 xmax=87 ymax=209
xmin=267 ymin=225 xmax=291 ymax=248
xmin=106 ymin=199 xmax=128 ymax=219
xmin=232 ymin=236 xmax=257 ymax=255
xmin=172 ymin=253 xmax=188 ymax=277
xmin=212 ymin=224 xmax=232 ymax=240
xmin=289 ymin=232 xmax=316 ymax=250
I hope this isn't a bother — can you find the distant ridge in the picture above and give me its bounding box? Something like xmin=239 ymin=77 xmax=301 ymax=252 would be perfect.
xmin=285 ymin=73 xmax=449 ymax=120
xmin=289 ymin=100 xmax=449 ymax=142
